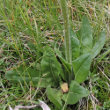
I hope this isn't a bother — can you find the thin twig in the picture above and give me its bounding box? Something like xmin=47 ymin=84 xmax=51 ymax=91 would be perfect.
xmin=89 ymin=80 xmax=99 ymax=110
xmin=98 ymin=66 xmax=110 ymax=82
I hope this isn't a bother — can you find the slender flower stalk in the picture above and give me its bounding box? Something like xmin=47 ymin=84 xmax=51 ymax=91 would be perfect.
xmin=59 ymin=0 xmax=72 ymax=63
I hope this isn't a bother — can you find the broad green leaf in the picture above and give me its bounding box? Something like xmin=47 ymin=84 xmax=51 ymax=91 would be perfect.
xmin=62 ymin=81 xmax=89 ymax=104
xmin=58 ymin=55 xmax=71 ymax=73
xmin=5 ymin=65 xmax=39 ymax=81
xmin=57 ymin=55 xmax=72 ymax=81
xmin=80 ymin=16 xmax=93 ymax=54
xmin=46 ymin=87 xmax=62 ymax=109
xmin=91 ymin=32 xmax=106 ymax=59
xmin=0 ymin=59 xmax=4 ymax=65
xmin=5 ymin=64 xmax=51 ymax=87
xmin=70 ymin=30 xmax=80 ymax=60
xmin=41 ymin=47 xmax=62 ymax=86
xmin=72 ymin=54 xmax=91 ymax=83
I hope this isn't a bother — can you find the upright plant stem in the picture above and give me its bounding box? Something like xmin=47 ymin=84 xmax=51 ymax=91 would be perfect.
xmin=59 ymin=0 xmax=72 ymax=63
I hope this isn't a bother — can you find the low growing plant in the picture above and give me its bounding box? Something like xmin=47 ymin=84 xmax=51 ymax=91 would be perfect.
xmin=6 ymin=0 xmax=106 ymax=109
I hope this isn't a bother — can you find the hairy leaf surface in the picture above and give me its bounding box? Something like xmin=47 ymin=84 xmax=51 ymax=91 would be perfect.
xmin=72 ymin=54 xmax=91 ymax=83
xmin=80 ymin=16 xmax=93 ymax=54
xmin=46 ymin=87 xmax=62 ymax=109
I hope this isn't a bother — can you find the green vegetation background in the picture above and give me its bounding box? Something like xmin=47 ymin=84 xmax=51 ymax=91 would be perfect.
xmin=0 ymin=0 xmax=110 ymax=110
